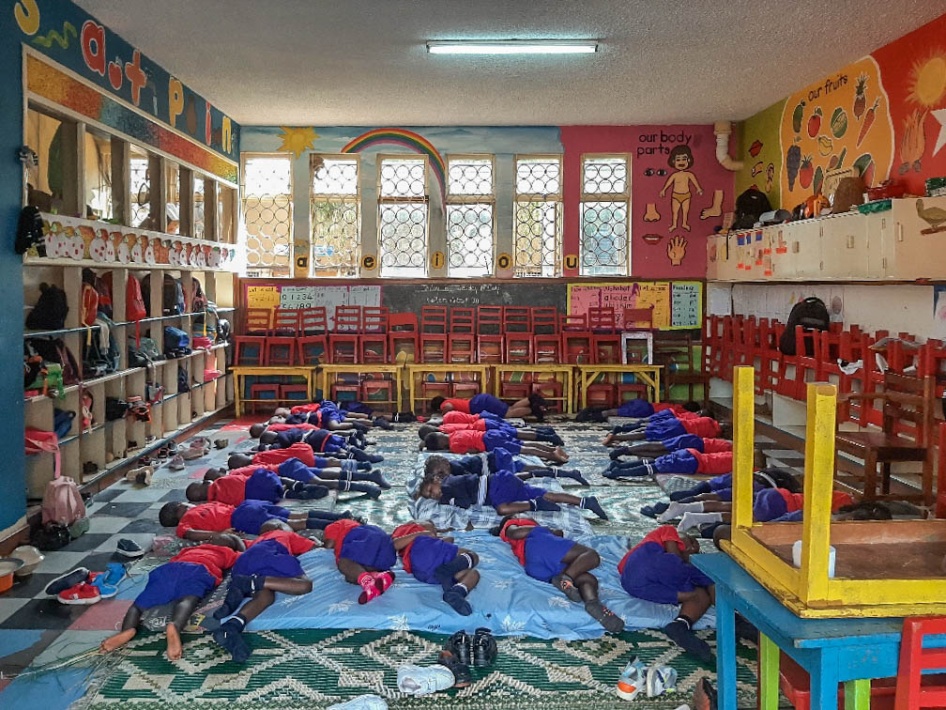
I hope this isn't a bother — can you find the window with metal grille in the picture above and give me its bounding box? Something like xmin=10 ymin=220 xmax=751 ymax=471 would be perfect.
xmin=310 ymin=154 xmax=361 ymax=276
xmin=378 ymin=155 xmax=428 ymax=277
xmin=241 ymin=153 xmax=293 ymax=277
xmin=446 ymin=155 xmax=495 ymax=277
xmin=514 ymin=155 xmax=562 ymax=277
xmin=580 ymin=154 xmax=630 ymax=276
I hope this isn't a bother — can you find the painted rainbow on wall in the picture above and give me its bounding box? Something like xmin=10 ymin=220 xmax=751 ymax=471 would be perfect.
xmin=341 ymin=128 xmax=446 ymax=201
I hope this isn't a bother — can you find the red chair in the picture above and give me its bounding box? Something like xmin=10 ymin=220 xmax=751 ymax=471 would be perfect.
xmin=504 ymin=306 xmax=534 ymax=364
xmin=777 ymin=325 xmax=820 ymax=400
xmin=360 ymin=306 xmax=389 ymax=364
xmin=272 ymin=308 xmax=302 ymax=336
xmin=448 ymin=307 xmax=476 ymax=364
xmin=476 ymin=305 xmax=504 ymax=364
xmin=704 ymin=314 xmax=722 ymax=378
xmin=894 ymin=616 xmax=946 ymax=709
xmin=388 ymin=312 xmax=419 ymax=363
xmin=718 ymin=316 xmax=735 ymax=381
xmin=531 ymin=372 xmax=564 ymax=413
xmin=330 ymin=305 xmax=362 ymax=364
xmin=532 ymin=307 xmax=561 ymax=363
xmin=297 ymin=307 xmax=329 ymax=366
xmin=500 ymin=370 xmax=532 ymax=401
xmin=420 ymin=306 xmax=448 ymax=364
xmin=235 ymin=308 xmax=270 ymax=366
xmin=243 ymin=308 xmax=272 ymax=335
xmin=562 ymin=313 xmax=593 ymax=364
xmin=264 ymin=337 xmax=296 ymax=366
xmin=590 ymin=306 xmax=621 ymax=364
xmin=778 ymin=650 xmax=899 ymax=710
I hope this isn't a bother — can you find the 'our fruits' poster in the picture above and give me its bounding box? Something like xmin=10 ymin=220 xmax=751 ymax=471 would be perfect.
xmin=779 ymin=56 xmax=894 ymax=202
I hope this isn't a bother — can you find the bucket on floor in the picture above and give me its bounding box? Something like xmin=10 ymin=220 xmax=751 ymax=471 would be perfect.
xmin=792 ymin=540 xmax=836 ymax=577
xmin=0 ymin=558 xmax=25 ymax=593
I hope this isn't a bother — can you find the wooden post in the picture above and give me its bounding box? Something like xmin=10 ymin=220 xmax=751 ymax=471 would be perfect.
xmin=731 ymin=366 xmax=756 ymax=531
xmin=800 ymin=382 xmax=837 ymax=603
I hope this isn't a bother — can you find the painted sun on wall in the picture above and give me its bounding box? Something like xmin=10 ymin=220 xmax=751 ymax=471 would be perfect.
xmin=780 ymin=56 xmax=893 ymax=200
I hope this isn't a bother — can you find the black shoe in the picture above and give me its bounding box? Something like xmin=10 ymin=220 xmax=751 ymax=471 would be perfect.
xmin=116 ymin=538 xmax=146 ymax=559
xmin=445 ymin=630 xmax=472 ymax=666
xmin=372 ymin=416 xmax=393 ymax=431
xmin=472 ymin=627 xmax=498 ymax=667
xmin=437 ymin=649 xmax=471 ymax=688
xmin=609 ymin=446 xmax=632 ymax=460
xmin=44 ymin=567 xmax=90 ymax=596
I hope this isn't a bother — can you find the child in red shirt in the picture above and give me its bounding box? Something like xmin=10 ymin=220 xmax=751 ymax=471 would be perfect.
xmin=422 ymin=429 xmax=568 ymax=465
xmin=100 ymin=535 xmax=243 ymax=660
xmin=323 ymin=520 xmax=397 ymax=604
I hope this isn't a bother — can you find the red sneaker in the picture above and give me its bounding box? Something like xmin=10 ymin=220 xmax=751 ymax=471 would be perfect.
xmin=58 ymin=582 xmax=101 ymax=605
xmin=357 ymin=572 xmax=382 ymax=604
xmin=374 ymin=571 xmax=396 ymax=593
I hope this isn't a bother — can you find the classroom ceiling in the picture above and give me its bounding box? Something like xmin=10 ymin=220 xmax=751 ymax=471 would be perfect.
xmin=74 ymin=0 xmax=946 ymax=127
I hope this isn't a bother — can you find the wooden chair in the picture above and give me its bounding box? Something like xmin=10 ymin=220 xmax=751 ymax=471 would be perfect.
xmin=894 ymin=616 xmax=946 ymax=708
xmin=388 ymin=311 xmax=419 ymax=363
xmin=420 ymin=305 xmax=448 ymax=364
xmin=621 ymin=306 xmax=655 ymax=364
xmin=836 ymin=373 xmax=935 ymax=504
xmin=448 ymin=307 xmax=476 ymax=364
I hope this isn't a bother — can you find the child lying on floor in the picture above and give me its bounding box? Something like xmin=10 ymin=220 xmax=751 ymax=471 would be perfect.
xmin=430 ymin=392 xmax=547 ymax=420
xmin=422 ymin=428 xmax=568 ymax=465
xmin=100 ymin=534 xmax=244 ymax=660
xmin=422 ymin=411 xmax=564 ymax=446
xmin=617 ymin=526 xmax=714 ymax=662
xmin=604 ymin=448 xmax=734 ymax=481
xmin=417 ymin=470 xmax=609 ymax=520
xmin=603 ymin=413 xmax=727 ymax=444
xmin=211 ymin=519 xmax=316 ymax=662
xmin=254 ymin=427 xmax=383 ymax=464
xmin=605 ymin=432 xmax=732 ymax=459
xmin=493 ymin=517 xmax=624 ymax=633
xmin=392 ymin=520 xmax=480 ymax=615
xmin=424 ymin=452 xmax=589 ymax=487
xmin=275 ymin=401 xmax=391 ymax=429
xmin=186 ymin=462 xmax=387 ymax=503
xmin=576 ymin=399 xmax=702 ymax=423
xmin=322 ymin=519 xmax=397 ymax=604
xmin=159 ymin=500 xmax=357 ymax=539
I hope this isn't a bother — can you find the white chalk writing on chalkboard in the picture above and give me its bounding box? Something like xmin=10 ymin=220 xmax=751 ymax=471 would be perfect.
xmin=671 ymin=283 xmax=701 ymax=328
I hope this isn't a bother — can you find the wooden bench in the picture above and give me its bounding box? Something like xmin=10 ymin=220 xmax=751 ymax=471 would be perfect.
xmin=836 ymin=373 xmax=935 ymax=504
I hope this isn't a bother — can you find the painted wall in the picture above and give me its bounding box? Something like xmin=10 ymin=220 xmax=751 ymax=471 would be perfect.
xmin=737 ymin=11 xmax=946 ymax=210
xmin=0 ymin=0 xmax=238 ymax=532
xmin=242 ymin=123 xmax=735 ymax=279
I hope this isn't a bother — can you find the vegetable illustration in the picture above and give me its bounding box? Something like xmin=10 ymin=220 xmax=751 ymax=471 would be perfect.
xmin=853 ymin=73 xmax=868 ymax=120
xmin=856 ymin=98 xmax=881 ymax=147
xmin=818 ymin=136 xmax=834 ymax=157
xmin=786 ymin=142 xmax=802 ymax=191
xmin=899 ymin=109 xmax=928 ymax=174
xmin=813 ymin=166 xmax=824 ymax=195
xmin=828 ymin=147 xmax=848 ymax=170
xmin=799 ymin=155 xmax=814 ymax=189
xmin=749 ymin=139 xmax=764 ymax=158
xmin=853 ymin=153 xmax=875 ymax=185
xmin=792 ymin=101 xmax=806 ymax=134
xmin=751 ymin=161 xmax=765 ymax=177
xmin=830 ymin=108 xmax=848 ymax=138
xmin=807 ymin=108 xmax=823 ymax=138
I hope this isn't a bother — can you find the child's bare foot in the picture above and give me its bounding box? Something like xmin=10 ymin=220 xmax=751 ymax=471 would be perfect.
xmin=554 ymin=446 xmax=569 ymax=463
xmin=165 ymin=623 xmax=183 ymax=660
xmin=100 ymin=628 xmax=136 ymax=652
xmin=602 ymin=433 xmax=615 ymax=447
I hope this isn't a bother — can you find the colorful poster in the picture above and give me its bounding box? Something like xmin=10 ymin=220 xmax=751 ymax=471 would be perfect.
xmin=566 ymin=281 xmax=702 ymax=330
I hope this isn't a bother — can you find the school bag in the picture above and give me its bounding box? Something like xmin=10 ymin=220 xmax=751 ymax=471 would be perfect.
xmin=731 ymin=188 xmax=773 ymax=231
xmin=191 ymin=277 xmax=208 ymax=312
xmin=15 ymin=205 xmax=45 ymax=255
xmin=95 ymin=271 xmax=113 ymax=318
xmin=142 ymin=274 xmax=185 ymax=316
xmin=778 ymin=297 xmax=830 ymax=356
xmin=41 ymin=473 xmax=86 ymax=527
xmin=25 ymin=283 xmax=68 ymax=331
xmin=83 ymin=313 xmax=120 ymax=377
xmin=26 ymin=337 xmax=81 ymax=386
xmin=164 ymin=326 xmax=192 ymax=357
xmin=80 ymin=268 xmax=99 ymax=327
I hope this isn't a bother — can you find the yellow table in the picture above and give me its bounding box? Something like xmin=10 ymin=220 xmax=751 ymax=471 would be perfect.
xmin=406 ymin=364 xmax=491 ymax=414
xmin=493 ymin=365 xmax=575 ymax=415
xmin=319 ymin=364 xmax=403 ymax=412
xmin=575 ymin=364 xmax=662 ymax=408
xmin=230 ymin=366 xmax=318 ymax=417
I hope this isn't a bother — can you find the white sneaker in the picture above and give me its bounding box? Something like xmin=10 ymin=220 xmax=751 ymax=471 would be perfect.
xmin=615 ymin=656 xmax=646 ymax=700
xmin=646 ymin=663 xmax=678 ymax=697
xmin=397 ymin=663 xmax=455 ymax=696
xmin=326 ymin=695 xmax=388 ymax=710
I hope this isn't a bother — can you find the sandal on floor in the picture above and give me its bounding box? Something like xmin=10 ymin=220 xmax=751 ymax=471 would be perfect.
xmin=125 ymin=465 xmax=153 ymax=486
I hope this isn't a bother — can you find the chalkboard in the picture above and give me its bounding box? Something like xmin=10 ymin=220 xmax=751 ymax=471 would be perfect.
xmin=381 ymin=280 xmax=566 ymax=312
xmin=567 ymin=281 xmax=702 ymax=330
xmin=243 ymin=282 xmax=381 ymax=328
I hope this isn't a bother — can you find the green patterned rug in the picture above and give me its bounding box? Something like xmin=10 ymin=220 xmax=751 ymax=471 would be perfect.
xmin=78 ymin=627 xmax=759 ymax=709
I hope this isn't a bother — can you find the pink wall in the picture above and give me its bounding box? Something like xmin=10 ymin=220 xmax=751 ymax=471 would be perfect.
xmin=560 ymin=125 xmax=735 ymax=279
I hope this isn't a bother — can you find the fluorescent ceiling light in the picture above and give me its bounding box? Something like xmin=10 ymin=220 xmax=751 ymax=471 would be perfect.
xmin=427 ymin=40 xmax=598 ymax=55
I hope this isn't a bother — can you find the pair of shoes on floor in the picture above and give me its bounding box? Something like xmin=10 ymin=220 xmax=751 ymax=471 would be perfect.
xmin=44 ymin=567 xmax=104 ymax=605
xmin=89 ymin=562 xmax=127 ymax=598
xmin=616 ymin=656 xmax=678 ymax=700
xmin=397 ymin=664 xmax=456 ymax=696
xmin=180 ymin=438 xmax=210 ymax=460
xmin=326 ymin=695 xmax=388 ymax=710
xmin=444 ymin=627 xmax=497 ymax=668
xmin=125 ymin=465 xmax=153 ymax=486
xmin=168 ymin=454 xmax=186 ymax=470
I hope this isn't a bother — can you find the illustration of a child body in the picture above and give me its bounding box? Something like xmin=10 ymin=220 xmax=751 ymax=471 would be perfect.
xmin=660 ymin=146 xmax=703 ymax=232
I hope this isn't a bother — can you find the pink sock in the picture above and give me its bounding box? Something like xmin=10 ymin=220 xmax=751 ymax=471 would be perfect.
xmin=374 ymin=571 xmax=395 ymax=593
xmin=357 ymin=572 xmax=381 ymax=604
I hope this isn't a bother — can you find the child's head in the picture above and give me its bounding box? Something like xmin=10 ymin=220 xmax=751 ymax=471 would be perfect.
xmin=422 ymin=431 xmax=450 ymax=451
xmin=229 ymin=453 xmax=253 ymax=469
xmin=418 ymin=477 xmax=443 ymax=500
xmin=681 ymin=534 xmax=701 ymax=556
xmin=424 ymin=455 xmax=452 ymax=481
xmin=835 ymin=501 xmax=893 ymax=521
xmin=429 ymin=396 xmax=446 ymax=414
xmin=752 ymin=448 xmax=768 ymax=470
xmin=682 ymin=401 xmax=702 ymax=413
xmin=274 ymin=407 xmax=291 ymax=418
xmin=158 ymin=501 xmax=188 ymax=527
xmin=259 ymin=430 xmax=278 ymax=445
xmin=249 ymin=423 xmax=267 ymax=438
xmin=185 ymin=481 xmax=210 ymax=502
xmin=418 ymin=423 xmax=438 ymax=440
xmin=489 ymin=515 xmax=514 ymax=537
xmin=667 ymin=145 xmax=694 ymax=170
xmin=718 ymin=421 xmax=734 ymax=440
xmin=759 ymin=467 xmax=801 ymax=493
xmin=259 ymin=518 xmax=293 ymax=533
xmin=204 ymin=468 xmax=227 ymax=482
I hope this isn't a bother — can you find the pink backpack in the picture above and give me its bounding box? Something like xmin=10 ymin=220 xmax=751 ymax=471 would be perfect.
xmin=30 ymin=426 xmax=86 ymax=526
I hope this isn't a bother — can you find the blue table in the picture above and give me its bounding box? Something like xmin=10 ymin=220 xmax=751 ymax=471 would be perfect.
xmin=693 ymin=553 xmax=911 ymax=709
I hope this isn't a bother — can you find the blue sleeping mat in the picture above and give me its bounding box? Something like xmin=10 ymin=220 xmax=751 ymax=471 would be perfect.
xmin=244 ymin=532 xmax=715 ymax=640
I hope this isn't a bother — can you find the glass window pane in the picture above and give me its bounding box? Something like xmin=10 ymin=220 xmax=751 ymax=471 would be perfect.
xmin=241 ymin=154 xmax=292 ymax=277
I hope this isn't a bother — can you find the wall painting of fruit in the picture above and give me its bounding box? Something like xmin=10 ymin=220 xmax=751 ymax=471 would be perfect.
xmin=780 ymin=56 xmax=892 ymax=200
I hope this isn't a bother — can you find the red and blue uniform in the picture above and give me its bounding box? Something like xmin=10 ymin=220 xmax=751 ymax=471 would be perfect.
xmin=208 ymin=469 xmax=285 ymax=505
xmin=618 ymin=527 xmax=714 ymax=604
xmin=651 ymin=449 xmax=733 ymax=475
xmin=392 ymin=523 xmax=460 ymax=584
xmin=233 ymin=529 xmax=315 ymax=579
xmin=135 ymin=544 xmax=239 ymax=609
xmin=440 ymin=394 xmax=509 ymax=418
xmin=660 ymin=434 xmax=732 ymax=454
xmin=176 ymin=502 xmax=234 ymax=538
xmin=447 ymin=429 xmax=522 ymax=455
xmin=253 ymin=443 xmax=316 ymax=468
xmin=645 ymin=416 xmax=720 ymax=441
xmin=230 ymin=500 xmax=293 ymax=535
xmin=752 ymin=488 xmax=853 ymax=522
xmin=324 ymin=520 xmax=396 ymax=571
xmin=499 ymin=518 xmax=575 ymax=583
